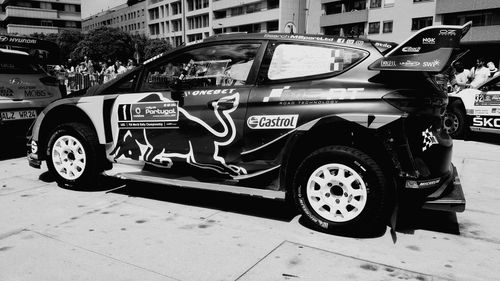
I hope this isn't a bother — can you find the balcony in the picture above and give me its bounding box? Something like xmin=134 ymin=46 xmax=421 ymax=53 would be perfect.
xmin=7 ymin=24 xmax=59 ymax=35
xmin=57 ymin=11 xmax=81 ymax=21
xmin=212 ymin=0 xmax=262 ymax=11
xmin=213 ymin=8 xmax=279 ymax=28
xmin=436 ymin=0 xmax=500 ymax=14
xmin=320 ymin=9 xmax=368 ymax=27
xmin=461 ymin=25 xmax=500 ymax=43
xmin=5 ymin=6 xmax=58 ymax=19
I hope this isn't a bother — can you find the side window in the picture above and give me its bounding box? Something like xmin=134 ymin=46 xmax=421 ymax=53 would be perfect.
xmin=141 ymin=43 xmax=260 ymax=91
xmin=103 ymin=70 xmax=139 ymax=94
xmin=265 ymin=43 xmax=368 ymax=81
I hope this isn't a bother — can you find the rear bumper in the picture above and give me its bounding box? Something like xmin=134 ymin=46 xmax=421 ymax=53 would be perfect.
xmin=422 ymin=165 xmax=465 ymax=212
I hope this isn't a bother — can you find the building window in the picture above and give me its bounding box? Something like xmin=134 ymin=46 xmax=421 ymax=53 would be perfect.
xmin=414 ymin=0 xmax=433 ymax=2
xmin=370 ymin=0 xmax=381 ymax=8
xmin=267 ymin=0 xmax=279 ymax=9
xmin=40 ymin=2 xmax=52 ymax=10
xmin=383 ymin=21 xmax=393 ymax=33
xmin=267 ymin=20 xmax=278 ymax=32
xmin=411 ymin=16 xmax=433 ymax=30
xmin=41 ymin=20 xmax=54 ymax=27
xmin=171 ymin=2 xmax=181 ymax=15
xmin=384 ymin=0 xmax=395 ymax=7
xmin=368 ymin=22 xmax=380 ymax=34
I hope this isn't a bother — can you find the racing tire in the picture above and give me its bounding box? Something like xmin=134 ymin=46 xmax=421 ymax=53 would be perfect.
xmin=443 ymin=102 xmax=466 ymax=139
xmin=46 ymin=122 xmax=101 ymax=188
xmin=293 ymin=146 xmax=388 ymax=234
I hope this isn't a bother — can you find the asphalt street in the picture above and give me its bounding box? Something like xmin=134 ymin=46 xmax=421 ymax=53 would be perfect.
xmin=1 ymin=135 xmax=499 ymax=281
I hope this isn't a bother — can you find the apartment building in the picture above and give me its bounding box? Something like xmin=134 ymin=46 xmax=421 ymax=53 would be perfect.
xmin=146 ymin=0 xmax=211 ymax=47
xmin=319 ymin=0 xmax=439 ymax=42
xmin=0 ymin=0 xmax=81 ymax=35
xmin=82 ymin=0 xmax=147 ymax=36
xmin=212 ymin=0 xmax=306 ymax=34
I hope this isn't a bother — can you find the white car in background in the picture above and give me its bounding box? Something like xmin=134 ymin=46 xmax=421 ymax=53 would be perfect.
xmin=444 ymin=74 xmax=500 ymax=138
xmin=0 ymin=47 xmax=63 ymax=134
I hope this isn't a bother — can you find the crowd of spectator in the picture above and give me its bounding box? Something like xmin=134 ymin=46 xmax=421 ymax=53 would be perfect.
xmin=451 ymin=57 xmax=499 ymax=91
xmin=50 ymin=56 xmax=137 ymax=91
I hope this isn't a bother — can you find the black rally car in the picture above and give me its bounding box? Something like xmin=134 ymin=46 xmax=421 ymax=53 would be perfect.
xmin=27 ymin=22 xmax=471 ymax=234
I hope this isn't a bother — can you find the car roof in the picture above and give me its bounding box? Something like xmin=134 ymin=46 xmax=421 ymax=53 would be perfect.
xmin=143 ymin=32 xmax=397 ymax=66
xmin=0 ymin=48 xmax=29 ymax=56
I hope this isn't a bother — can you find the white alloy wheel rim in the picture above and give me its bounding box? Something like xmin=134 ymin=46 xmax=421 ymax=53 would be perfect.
xmin=443 ymin=112 xmax=459 ymax=135
xmin=51 ymin=135 xmax=86 ymax=180
xmin=306 ymin=163 xmax=367 ymax=222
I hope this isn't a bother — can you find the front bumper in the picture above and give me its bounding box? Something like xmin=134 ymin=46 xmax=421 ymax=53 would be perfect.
xmin=422 ymin=165 xmax=465 ymax=212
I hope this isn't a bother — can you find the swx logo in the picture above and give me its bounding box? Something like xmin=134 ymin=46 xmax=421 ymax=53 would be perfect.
xmin=247 ymin=115 xmax=298 ymax=129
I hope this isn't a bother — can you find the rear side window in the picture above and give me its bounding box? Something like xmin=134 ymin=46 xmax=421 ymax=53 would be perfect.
xmin=0 ymin=62 xmax=43 ymax=74
xmin=266 ymin=43 xmax=368 ymax=81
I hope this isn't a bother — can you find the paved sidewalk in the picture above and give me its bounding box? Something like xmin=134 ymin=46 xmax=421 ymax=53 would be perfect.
xmin=0 ymin=140 xmax=499 ymax=281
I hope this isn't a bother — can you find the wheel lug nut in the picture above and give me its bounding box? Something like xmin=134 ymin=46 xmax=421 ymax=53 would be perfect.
xmin=325 ymin=193 xmax=330 ymax=198
xmin=344 ymin=192 xmax=348 ymax=197
xmin=327 ymin=183 xmax=332 ymax=187
xmin=335 ymin=199 xmax=340 ymax=204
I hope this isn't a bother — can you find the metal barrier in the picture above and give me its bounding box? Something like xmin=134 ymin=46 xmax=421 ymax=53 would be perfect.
xmin=60 ymin=72 xmax=115 ymax=92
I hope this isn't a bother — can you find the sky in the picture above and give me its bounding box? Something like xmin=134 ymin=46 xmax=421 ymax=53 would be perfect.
xmin=82 ymin=0 xmax=127 ymax=18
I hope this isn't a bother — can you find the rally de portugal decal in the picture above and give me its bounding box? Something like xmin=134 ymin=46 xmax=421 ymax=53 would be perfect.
xmin=247 ymin=115 xmax=298 ymax=129
xmin=118 ymin=101 xmax=179 ymax=128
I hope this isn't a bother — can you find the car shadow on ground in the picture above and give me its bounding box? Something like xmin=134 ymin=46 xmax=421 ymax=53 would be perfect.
xmin=0 ymin=136 xmax=26 ymax=161
xmin=464 ymin=132 xmax=500 ymax=145
xmin=40 ymin=172 xmax=462 ymax=239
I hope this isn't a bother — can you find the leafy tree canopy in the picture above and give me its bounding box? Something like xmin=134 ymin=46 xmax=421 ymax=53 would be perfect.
xmin=71 ymin=27 xmax=134 ymax=63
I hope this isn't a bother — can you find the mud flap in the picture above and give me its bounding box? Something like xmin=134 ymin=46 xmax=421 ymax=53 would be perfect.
xmin=422 ymin=165 xmax=465 ymax=212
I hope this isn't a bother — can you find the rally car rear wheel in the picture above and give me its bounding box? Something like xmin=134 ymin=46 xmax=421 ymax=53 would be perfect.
xmin=47 ymin=123 xmax=100 ymax=188
xmin=443 ymin=103 xmax=466 ymax=139
xmin=293 ymin=146 xmax=388 ymax=234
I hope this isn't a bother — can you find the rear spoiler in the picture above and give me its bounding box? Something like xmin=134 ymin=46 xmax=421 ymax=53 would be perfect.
xmin=368 ymin=21 xmax=472 ymax=73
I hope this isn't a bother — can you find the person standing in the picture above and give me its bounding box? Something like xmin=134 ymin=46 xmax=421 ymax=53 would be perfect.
xmin=469 ymin=58 xmax=491 ymax=88
xmin=452 ymin=62 xmax=470 ymax=91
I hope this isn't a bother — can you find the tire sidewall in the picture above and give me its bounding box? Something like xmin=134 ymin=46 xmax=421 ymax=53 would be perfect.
xmin=293 ymin=147 xmax=385 ymax=232
xmin=46 ymin=125 xmax=97 ymax=187
xmin=446 ymin=105 xmax=466 ymax=139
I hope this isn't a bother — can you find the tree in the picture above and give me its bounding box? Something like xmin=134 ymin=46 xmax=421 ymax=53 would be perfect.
xmin=57 ymin=30 xmax=84 ymax=63
xmin=71 ymin=27 xmax=134 ymax=63
xmin=143 ymin=38 xmax=173 ymax=61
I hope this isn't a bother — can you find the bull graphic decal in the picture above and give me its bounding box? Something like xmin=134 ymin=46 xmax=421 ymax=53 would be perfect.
xmin=110 ymin=92 xmax=247 ymax=177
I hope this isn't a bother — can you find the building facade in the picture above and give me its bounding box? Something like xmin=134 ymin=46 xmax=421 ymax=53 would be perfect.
xmin=0 ymin=0 xmax=81 ymax=35
xmin=82 ymin=0 xmax=147 ymax=36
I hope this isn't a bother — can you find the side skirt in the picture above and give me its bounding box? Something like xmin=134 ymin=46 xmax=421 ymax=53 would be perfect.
xmin=103 ymin=164 xmax=286 ymax=200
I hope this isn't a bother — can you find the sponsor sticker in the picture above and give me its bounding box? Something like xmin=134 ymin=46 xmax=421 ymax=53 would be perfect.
xmin=399 ymin=60 xmax=420 ymax=67
xmin=473 ymin=116 xmax=500 ymax=128
xmin=418 ymin=179 xmax=440 ymax=187
xmin=439 ymin=29 xmax=456 ymax=36
xmin=474 ymin=94 xmax=500 ymax=106
xmin=9 ymin=78 xmax=29 ymax=85
xmin=375 ymin=42 xmax=392 ymax=49
xmin=247 ymin=115 xmax=298 ymax=129
xmin=262 ymin=87 xmax=364 ymax=103
xmin=422 ymin=37 xmax=435 ymax=44
xmin=402 ymin=46 xmax=421 ymax=53
xmin=118 ymin=101 xmax=179 ymax=127
xmin=381 ymin=60 xmax=397 ymax=67
xmin=422 ymin=127 xmax=438 ymax=151
xmin=474 ymin=109 xmax=489 ymax=115
xmin=0 ymin=35 xmax=8 ymax=42
xmin=184 ymin=88 xmax=236 ymax=97
xmin=423 ymin=60 xmax=441 ymax=68
xmin=0 ymin=87 xmax=14 ymax=97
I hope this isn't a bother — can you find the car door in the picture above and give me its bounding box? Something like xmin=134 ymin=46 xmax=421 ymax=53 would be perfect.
xmin=108 ymin=42 xmax=263 ymax=178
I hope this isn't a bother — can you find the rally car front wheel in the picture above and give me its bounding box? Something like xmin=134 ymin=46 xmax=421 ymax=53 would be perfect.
xmin=46 ymin=123 xmax=100 ymax=188
xmin=293 ymin=146 xmax=388 ymax=234
xmin=443 ymin=101 xmax=466 ymax=139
